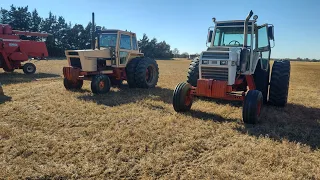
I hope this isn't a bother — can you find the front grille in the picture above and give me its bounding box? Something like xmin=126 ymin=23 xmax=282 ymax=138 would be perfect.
xmin=201 ymin=67 xmax=228 ymax=81
xmin=207 ymin=47 xmax=229 ymax=51
xmin=70 ymin=57 xmax=82 ymax=69
xmin=202 ymin=52 xmax=229 ymax=60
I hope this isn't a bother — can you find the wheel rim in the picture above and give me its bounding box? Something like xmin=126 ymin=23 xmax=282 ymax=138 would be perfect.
xmin=184 ymin=89 xmax=192 ymax=106
xmin=27 ymin=66 xmax=34 ymax=72
xmin=146 ymin=65 xmax=154 ymax=83
xmin=99 ymin=81 xmax=105 ymax=89
xmin=257 ymin=100 xmax=262 ymax=116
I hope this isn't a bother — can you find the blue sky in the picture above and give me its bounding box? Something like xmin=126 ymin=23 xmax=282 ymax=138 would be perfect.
xmin=1 ymin=0 xmax=320 ymax=59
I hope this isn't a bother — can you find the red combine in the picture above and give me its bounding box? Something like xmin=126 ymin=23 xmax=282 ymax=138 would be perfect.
xmin=0 ymin=24 xmax=50 ymax=74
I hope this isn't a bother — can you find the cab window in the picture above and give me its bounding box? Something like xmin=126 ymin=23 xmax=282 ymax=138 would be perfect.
xmin=132 ymin=36 xmax=138 ymax=50
xmin=120 ymin=34 xmax=132 ymax=50
xmin=258 ymin=26 xmax=269 ymax=49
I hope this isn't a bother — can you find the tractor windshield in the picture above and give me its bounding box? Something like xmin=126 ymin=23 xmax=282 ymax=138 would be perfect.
xmin=213 ymin=26 xmax=252 ymax=47
xmin=99 ymin=33 xmax=117 ymax=47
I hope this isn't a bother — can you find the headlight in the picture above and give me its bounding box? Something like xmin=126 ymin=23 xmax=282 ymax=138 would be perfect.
xmin=231 ymin=61 xmax=236 ymax=66
xmin=220 ymin=60 xmax=228 ymax=65
xmin=202 ymin=60 xmax=209 ymax=64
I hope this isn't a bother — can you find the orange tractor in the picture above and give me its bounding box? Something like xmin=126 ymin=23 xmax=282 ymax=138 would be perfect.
xmin=172 ymin=10 xmax=290 ymax=124
xmin=62 ymin=13 xmax=159 ymax=94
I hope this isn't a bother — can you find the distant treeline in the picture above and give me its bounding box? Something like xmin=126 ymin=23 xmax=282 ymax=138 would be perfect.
xmin=0 ymin=5 xmax=175 ymax=59
xmin=274 ymin=58 xmax=320 ymax=62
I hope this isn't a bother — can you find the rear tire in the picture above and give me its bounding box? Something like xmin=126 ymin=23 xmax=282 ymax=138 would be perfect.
xmin=242 ymin=90 xmax=263 ymax=124
xmin=134 ymin=57 xmax=159 ymax=88
xmin=253 ymin=60 xmax=270 ymax=104
xmin=187 ymin=57 xmax=199 ymax=87
xmin=63 ymin=78 xmax=83 ymax=90
xmin=91 ymin=75 xmax=111 ymax=94
xmin=125 ymin=57 xmax=141 ymax=88
xmin=173 ymin=82 xmax=193 ymax=112
xmin=23 ymin=63 xmax=36 ymax=74
xmin=269 ymin=60 xmax=291 ymax=106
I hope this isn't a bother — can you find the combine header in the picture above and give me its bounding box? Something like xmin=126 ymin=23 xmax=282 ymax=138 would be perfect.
xmin=0 ymin=24 xmax=50 ymax=74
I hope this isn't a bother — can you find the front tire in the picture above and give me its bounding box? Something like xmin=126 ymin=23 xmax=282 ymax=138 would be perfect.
xmin=187 ymin=57 xmax=199 ymax=87
xmin=91 ymin=75 xmax=111 ymax=94
xmin=173 ymin=82 xmax=193 ymax=112
xmin=63 ymin=78 xmax=83 ymax=90
xmin=134 ymin=57 xmax=159 ymax=88
xmin=269 ymin=60 xmax=291 ymax=106
xmin=242 ymin=90 xmax=263 ymax=124
xmin=23 ymin=63 xmax=36 ymax=74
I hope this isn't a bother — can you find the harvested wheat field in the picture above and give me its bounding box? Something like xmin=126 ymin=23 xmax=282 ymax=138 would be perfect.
xmin=0 ymin=59 xmax=320 ymax=179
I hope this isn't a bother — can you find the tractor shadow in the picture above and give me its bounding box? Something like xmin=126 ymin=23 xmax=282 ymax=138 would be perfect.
xmin=196 ymin=96 xmax=243 ymax=107
xmin=77 ymin=84 xmax=173 ymax=106
xmin=0 ymin=94 xmax=12 ymax=104
xmin=183 ymin=109 xmax=239 ymax=123
xmin=77 ymin=85 xmax=239 ymax=123
xmin=235 ymin=103 xmax=320 ymax=149
xmin=0 ymin=72 xmax=61 ymax=85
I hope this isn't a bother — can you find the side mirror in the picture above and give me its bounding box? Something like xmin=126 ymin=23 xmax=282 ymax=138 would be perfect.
xmin=207 ymin=30 xmax=213 ymax=43
xmin=268 ymin=26 xmax=274 ymax=40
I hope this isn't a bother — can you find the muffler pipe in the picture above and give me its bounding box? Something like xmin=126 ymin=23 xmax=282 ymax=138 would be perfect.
xmin=91 ymin=12 xmax=95 ymax=50
xmin=241 ymin=10 xmax=254 ymax=72
xmin=243 ymin=10 xmax=253 ymax=48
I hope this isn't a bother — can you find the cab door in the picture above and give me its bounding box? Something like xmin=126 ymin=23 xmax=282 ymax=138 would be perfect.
xmin=118 ymin=32 xmax=133 ymax=67
xmin=256 ymin=24 xmax=271 ymax=70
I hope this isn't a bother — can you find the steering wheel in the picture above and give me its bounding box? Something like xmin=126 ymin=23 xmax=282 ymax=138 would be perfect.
xmin=228 ymin=40 xmax=241 ymax=46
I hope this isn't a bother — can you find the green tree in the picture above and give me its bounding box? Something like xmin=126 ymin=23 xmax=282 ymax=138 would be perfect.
xmin=0 ymin=8 xmax=10 ymax=24
xmin=41 ymin=11 xmax=58 ymax=56
xmin=7 ymin=5 xmax=31 ymax=31
xmin=29 ymin=9 xmax=42 ymax=40
xmin=172 ymin=48 xmax=180 ymax=58
xmin=138 ymin=34 xmax=150 ymax=54
xmin=0 ymin=6 xmax=175 ymax=58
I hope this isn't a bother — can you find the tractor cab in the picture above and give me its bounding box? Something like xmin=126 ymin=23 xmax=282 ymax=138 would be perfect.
xmin=209 ymin=21 xmax=254 ymax=47
xmin=94 ymin=28 xmax=141 ymax=67
xmin=205 ymin=13 xmax=275 ymax=77
xmin=65 ymin=28 xmax=142 ymax=72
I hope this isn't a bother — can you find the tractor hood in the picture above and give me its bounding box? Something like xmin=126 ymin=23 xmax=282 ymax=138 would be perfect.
xmin=65 ymin=48 xmax=112 ymax=59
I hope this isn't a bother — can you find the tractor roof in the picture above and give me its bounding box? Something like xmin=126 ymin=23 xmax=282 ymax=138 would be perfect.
xmin=215 ymin=20 xmax=255 ymax=27
xmin=98 ymin=29 xmax=136 ymax=36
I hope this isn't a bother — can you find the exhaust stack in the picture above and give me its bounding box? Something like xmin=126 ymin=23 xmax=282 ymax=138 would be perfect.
xmin=243 ymin=10 xmax=253 ymax=47
xmin=91 ymin=12 xmax=95 ymax=50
